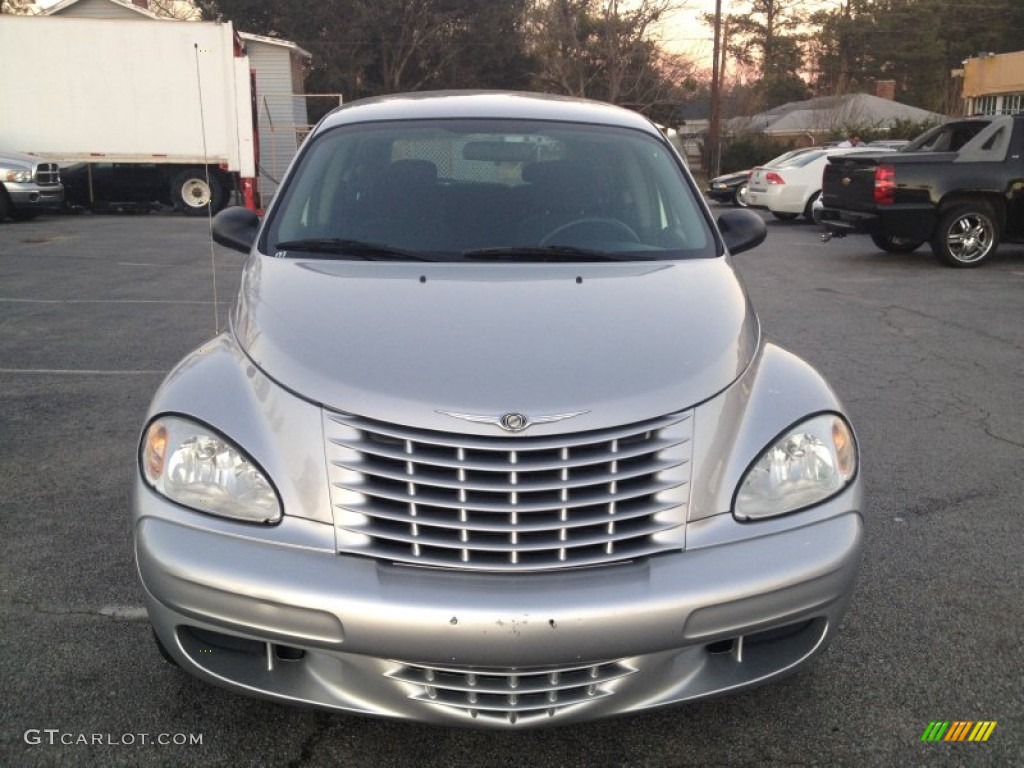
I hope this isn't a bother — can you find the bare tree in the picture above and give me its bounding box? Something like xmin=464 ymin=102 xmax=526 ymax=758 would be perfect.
xmin=1 ymin=0 xmax=37 ymax=15
xmin=528 ymin=0 xmax=692 ymax=113
xmin=367 ymin=0 xmax=471 ymax=92
xmin=146 ymin=1 xmax=203 ymax=21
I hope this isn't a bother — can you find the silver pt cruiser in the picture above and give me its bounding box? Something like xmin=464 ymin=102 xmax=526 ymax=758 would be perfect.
xmin=134 ymin=91 xmax=863 ymax=728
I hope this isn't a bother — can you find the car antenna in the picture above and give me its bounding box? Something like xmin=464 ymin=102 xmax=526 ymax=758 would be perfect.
xmin=194 ymin=42 xmax=220 ymax=334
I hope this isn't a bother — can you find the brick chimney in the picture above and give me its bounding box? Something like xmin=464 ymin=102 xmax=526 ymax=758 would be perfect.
xmin=133 ymin=0 xmax=150 ymax=9
xmin=875 ymin=80 xmax=896 ymax=100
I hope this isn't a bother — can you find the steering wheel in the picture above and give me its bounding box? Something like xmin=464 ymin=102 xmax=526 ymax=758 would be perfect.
xmin=540 ymin=218 xmax=641 ymax=247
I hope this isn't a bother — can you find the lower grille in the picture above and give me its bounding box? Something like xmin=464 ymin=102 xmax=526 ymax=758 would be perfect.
xmin=325 ymin=410 xmax=693 ymax=571
xmin=386 ymin=661 xmax=636 ymax=723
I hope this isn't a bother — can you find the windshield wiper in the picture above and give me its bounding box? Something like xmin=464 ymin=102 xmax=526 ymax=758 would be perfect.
xmin=460 ymin=246 xmax=632 ymax=262
xmin=274 ymin=238 xmax=435 ymax=262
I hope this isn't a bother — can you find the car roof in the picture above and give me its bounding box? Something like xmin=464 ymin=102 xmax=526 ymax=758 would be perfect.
xmin=316 ymin=90 xmax=662 ymax=136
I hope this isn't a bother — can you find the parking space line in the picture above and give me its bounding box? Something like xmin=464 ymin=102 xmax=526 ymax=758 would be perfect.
xmin=99 ymin=605 xmax=149 ymax=621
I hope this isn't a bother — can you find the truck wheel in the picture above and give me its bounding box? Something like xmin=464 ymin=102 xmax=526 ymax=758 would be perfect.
xmin=772 ymin=211 xmax=798 ymax=221
xmin=170 ymin=169 xmax=224 ymax=216
xmin=930 ymin=202 xmax=999 ymax=267
xmin=870 ymin=233 xmax=924 ymax=253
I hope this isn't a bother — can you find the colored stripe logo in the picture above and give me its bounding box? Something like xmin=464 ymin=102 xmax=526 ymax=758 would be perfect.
xmin=921 ymin=721 xmax=997 ymax=742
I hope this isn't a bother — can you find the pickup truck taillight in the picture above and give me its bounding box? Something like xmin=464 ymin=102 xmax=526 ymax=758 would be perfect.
xmin=874 ymin=164 xmax=896 ymax=205
xmin=765 ymin=172 xmax=785 ymax=185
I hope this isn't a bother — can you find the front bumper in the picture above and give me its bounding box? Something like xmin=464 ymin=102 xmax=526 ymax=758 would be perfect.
xmin=706 ymin=187 xmax=736 ymax=203
xmin=4 ymin=181 xmax=64 ymax=210
xmin=136 ymin=487 xmax=863 ymax=727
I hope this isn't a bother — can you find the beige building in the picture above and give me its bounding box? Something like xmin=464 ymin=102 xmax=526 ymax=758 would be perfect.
xmin=961 ymin=51 xmax=1024 ymax=115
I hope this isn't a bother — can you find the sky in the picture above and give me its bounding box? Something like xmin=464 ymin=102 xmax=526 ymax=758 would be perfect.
xmin=32 ymin=0 xmax=827 ymax=73
xmin=661 ymin=1 xmax=843 ymax=70
xmin=661 ymin=0 xmax=723 ymax=69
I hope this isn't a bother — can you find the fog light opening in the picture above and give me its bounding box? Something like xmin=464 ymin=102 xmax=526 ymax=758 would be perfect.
xmin=181 ymin=625 xmax=264 ymax=657
xmin=275 ymin=644 xmax=306 ymax=661
xmin=745 ymin=619 xmax=816 ymax=646
xmin=705 ymin=638 xmax=736 ymax=655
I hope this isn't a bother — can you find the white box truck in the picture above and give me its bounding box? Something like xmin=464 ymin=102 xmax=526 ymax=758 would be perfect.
xmin=0 ymin=15 xmax=258 ymax=214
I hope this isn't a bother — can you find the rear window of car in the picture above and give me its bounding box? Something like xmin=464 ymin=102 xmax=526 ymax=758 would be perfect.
xmin=262 ymin=118 xmax=715 ymax=261
xmin=778 ymin=150 xmax=826 ymax=168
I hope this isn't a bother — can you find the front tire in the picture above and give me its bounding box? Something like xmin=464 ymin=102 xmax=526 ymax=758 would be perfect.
xmin=170 ymin=168 xmax=225 ymax=216
xmin=930 ymin=202 xmax=999 ymax=267
xmin=803 ymin=191 xmax=820 ymax=223
xmin=733 ymin=182 xmax=749 ymax=208
xmin=870 ymin=233 xmax=924 ymax=254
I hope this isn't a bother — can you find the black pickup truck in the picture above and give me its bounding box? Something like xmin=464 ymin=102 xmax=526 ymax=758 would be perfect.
xmin=820 ymin=115 xmax=1024 ymax=267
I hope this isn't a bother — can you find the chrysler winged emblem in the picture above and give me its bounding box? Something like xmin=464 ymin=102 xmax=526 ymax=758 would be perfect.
xmin=438 ymin=410 xmax=589 ymax=433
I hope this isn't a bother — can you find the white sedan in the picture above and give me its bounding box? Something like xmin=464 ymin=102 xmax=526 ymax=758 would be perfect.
xmin=747 ymin=146 xmax=891 ymax=222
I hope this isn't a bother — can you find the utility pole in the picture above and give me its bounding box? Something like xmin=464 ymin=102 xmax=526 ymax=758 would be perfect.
xmin=708 ymin=0 xmax=723 ymax=178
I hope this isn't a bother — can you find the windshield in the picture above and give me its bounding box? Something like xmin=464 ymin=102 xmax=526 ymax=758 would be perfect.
xmin=261 ymin=118 xmax=715 ymax=261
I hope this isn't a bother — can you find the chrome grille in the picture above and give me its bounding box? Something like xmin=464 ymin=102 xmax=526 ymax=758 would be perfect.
xmin=325 ymin=410 xmax=692 ymax=571
xmin=386 ymin=660 xmax=636 ymax=723
xmin=34 ymin=163 xmax=60 ymax=186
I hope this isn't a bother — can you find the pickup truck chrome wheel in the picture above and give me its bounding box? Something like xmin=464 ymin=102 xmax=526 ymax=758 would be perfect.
xmin=931 ymin=203 xmax=999 ymax=267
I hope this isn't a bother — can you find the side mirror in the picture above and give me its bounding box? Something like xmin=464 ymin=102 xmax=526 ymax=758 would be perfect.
xmin=212 ymin=206 xmax=260 ymax=254
xmin=717 ymin=209 xmax=767 ymax=255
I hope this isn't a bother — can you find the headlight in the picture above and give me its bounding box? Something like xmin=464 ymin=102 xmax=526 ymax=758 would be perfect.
xmin=3 ymin=169 xmax=33 ymax=183
xmin=734 ymin=414 xmax=856 ymax=520
xmin=140 ymin=415 xmax=281 ymax=523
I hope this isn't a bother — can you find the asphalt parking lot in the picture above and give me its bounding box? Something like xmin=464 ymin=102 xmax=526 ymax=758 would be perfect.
xmin=1 ymin=209 xmax=1022 ymax=767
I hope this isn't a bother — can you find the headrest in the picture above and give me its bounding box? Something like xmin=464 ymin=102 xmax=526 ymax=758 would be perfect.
xmin=378 ymin=159 xmax=438 ymax=188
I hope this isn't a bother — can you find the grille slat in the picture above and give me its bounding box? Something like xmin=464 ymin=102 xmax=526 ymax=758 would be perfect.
xmin=326 ymin=410 xmax=693 ymax=571
xmin=334 ymin=475 xmax=685 ymax=514
xmin=329 ymin=434 xmax=686 ymax=472
xmin=331 ymin=456 xmax=684 ymax=493
xmin=342 ymin=517 xmax=673 ymax=553
xmin=342 ymin=497 xmax=680 ymax=533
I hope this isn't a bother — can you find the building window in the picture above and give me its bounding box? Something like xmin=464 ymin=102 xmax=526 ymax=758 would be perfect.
xmin=971 ymin=94 xmax=1024 ymax=115
xmin=973 ymin=95 xmax=998 ymax=115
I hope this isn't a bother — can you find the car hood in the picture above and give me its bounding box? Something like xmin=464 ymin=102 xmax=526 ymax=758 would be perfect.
xmin=0 ymin=151 xmax=35 ymax=171
xmin=231 ymin=257 xmax=759 ymax=434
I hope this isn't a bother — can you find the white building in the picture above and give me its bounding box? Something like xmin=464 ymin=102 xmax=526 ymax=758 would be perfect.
xmin=43 ymin=0 xmax=318 ymax=205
